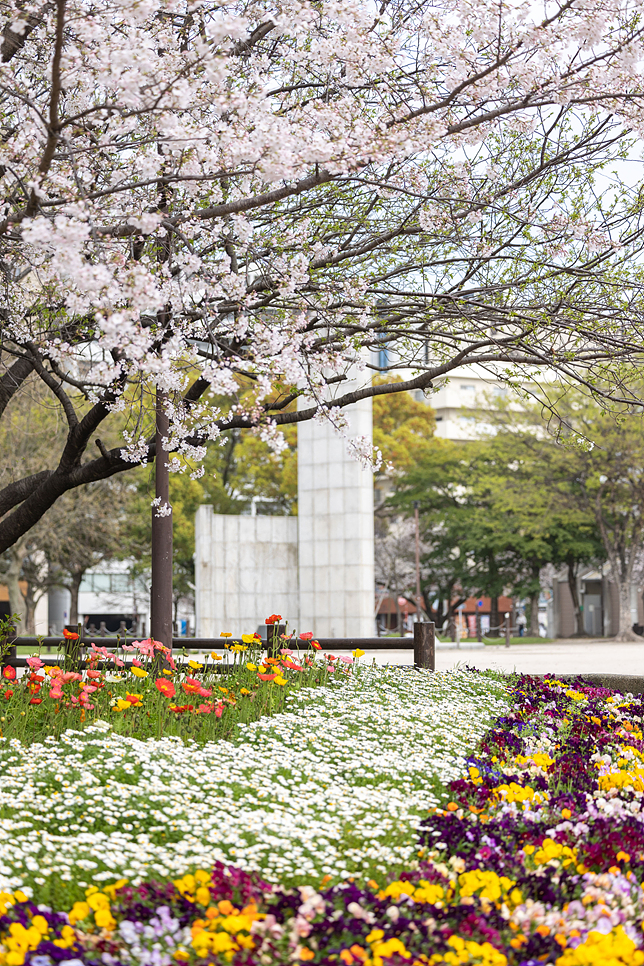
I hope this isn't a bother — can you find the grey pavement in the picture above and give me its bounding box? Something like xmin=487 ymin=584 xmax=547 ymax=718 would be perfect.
xmin=339 ymin=639 xmax=642 ymax=675
xmin=436 ymin=639 xmax=644 ymax=676
xmin=126 ymin=641 xmax=644 ymax=676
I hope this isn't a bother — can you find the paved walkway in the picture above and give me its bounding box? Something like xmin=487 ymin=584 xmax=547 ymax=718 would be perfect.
xmin=435 ymin=640 xmax=644 ymax=676
xmin=336 ymin=639 xmax=642 ymax=675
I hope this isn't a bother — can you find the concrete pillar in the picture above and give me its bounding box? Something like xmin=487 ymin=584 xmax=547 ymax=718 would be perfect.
xmin=297 ymin=379 xmax=375 ymax=638
xmin=48 ymin=585 xmax=71 ymax=636
xmin=195 ymin=508 xmax=299 ymax=637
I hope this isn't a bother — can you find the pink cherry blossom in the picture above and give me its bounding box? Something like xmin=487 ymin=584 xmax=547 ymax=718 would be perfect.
xmin=0 ymin=0 xmax=638 ymax=562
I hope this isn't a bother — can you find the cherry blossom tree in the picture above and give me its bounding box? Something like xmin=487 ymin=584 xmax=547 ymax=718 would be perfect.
xmin=0 ymin=0 xmax=643 ymax=564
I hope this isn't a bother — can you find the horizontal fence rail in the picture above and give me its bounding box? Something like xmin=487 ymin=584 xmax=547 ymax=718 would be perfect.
xmin=2 ymin=635 xmax=414 ymax=650
xmin=0 ymin=623 xmax=437 ymax=670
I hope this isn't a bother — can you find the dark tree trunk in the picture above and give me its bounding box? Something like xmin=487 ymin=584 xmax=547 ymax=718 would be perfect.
xmin=69 ymin=570 xmax=83 ymax=626
xmin=567 ymin=560 xmax=583 ymax=635
xmin=6 ymin=540 xmax=27 ymax=632
xmin=448 ymin=608 xmax=456 ymax=642
xmin=23 ymin=583 xmax=36 ymax=634
xmin=489 ymin=596 xmax=499 ymax=637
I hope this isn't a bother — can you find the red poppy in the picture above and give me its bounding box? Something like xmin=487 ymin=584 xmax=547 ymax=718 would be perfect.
xmin=299 ymin=632 xmax=314 ymax=640
xmin=4 ymin=690 xmax=13 ymax=699
xmin=2 ymin=667 xmax=16 ymax=680
xmin=63 ymin=629 xmax=79 ymax=640
xmin=29 ymin=697 xmax=42 ymax=705
xmin=155 ymin=678 xmax=176 ymax=699
xmin=311 ymin=640 xmax=321 ymax=650
xmin=265 ymin=614 xmax=282 ymax=624
xmin=257 ymin=672 xmax=277 ymax=681
xmin=169 ymin=704 xmax=193 ymax=713
xmin=182 ymin=677 xmax=210 ymax=696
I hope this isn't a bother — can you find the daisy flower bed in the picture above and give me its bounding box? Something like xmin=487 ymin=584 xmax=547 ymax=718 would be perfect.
xmin=13 ymin=670 xmax=644 ymax=965
xmin=0 ymin=667 xmax=507 ymax=897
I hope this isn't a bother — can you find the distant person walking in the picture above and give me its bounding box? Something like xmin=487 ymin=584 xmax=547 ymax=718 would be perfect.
xmin=517 ymin=613 xmax=527 ymax=638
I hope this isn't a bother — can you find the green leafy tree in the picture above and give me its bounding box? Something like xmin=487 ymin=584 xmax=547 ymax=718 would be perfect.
xmin=491 ymin=395 xmax=644 ymax=640
xmin=392 ymin=427 xmax=604 ymax=637
xmin=392 ymin=438 xmax=518 ymax=634
xmin=473 ymin=425 xmax=604 ymax=634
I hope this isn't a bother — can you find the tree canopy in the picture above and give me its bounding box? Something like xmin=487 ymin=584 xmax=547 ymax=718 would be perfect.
xmin=391 ymin=388 xmax=644 ymax=640
xmin=0 ymin=0 xmax=641 ymax=547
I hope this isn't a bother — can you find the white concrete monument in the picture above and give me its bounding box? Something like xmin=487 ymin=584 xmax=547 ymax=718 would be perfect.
xmin=297 ymin=392 xmax=375 ymax=637
xmin=195 ymin=382 xmax=375 ymax=638
xmin=195 ymin=513 xmax=298 ymax=637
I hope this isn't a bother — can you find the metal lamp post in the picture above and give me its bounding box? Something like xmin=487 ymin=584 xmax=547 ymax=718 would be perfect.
xmin=414 ymin=500 xmax=422 ymax=621
xmin=150 ymin=388 xmax=173 ymax=650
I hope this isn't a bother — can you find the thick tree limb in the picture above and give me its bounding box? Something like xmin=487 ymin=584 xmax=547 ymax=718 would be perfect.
xmin=1 ymin=4 xmax=51 ymax=62
xmin=0 ymin=356 xmax=33 ymax=419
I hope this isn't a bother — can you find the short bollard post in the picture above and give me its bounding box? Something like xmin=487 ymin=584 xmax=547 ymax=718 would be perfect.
xmin=414 ymin=621 xmax=435 ymax=670
xmin=505 ymin=611 xmax=511 ymax=649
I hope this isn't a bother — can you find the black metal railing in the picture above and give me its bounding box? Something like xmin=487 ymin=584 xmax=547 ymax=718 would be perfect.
xmin=0 ymin=623 xmax=437 ymax=670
